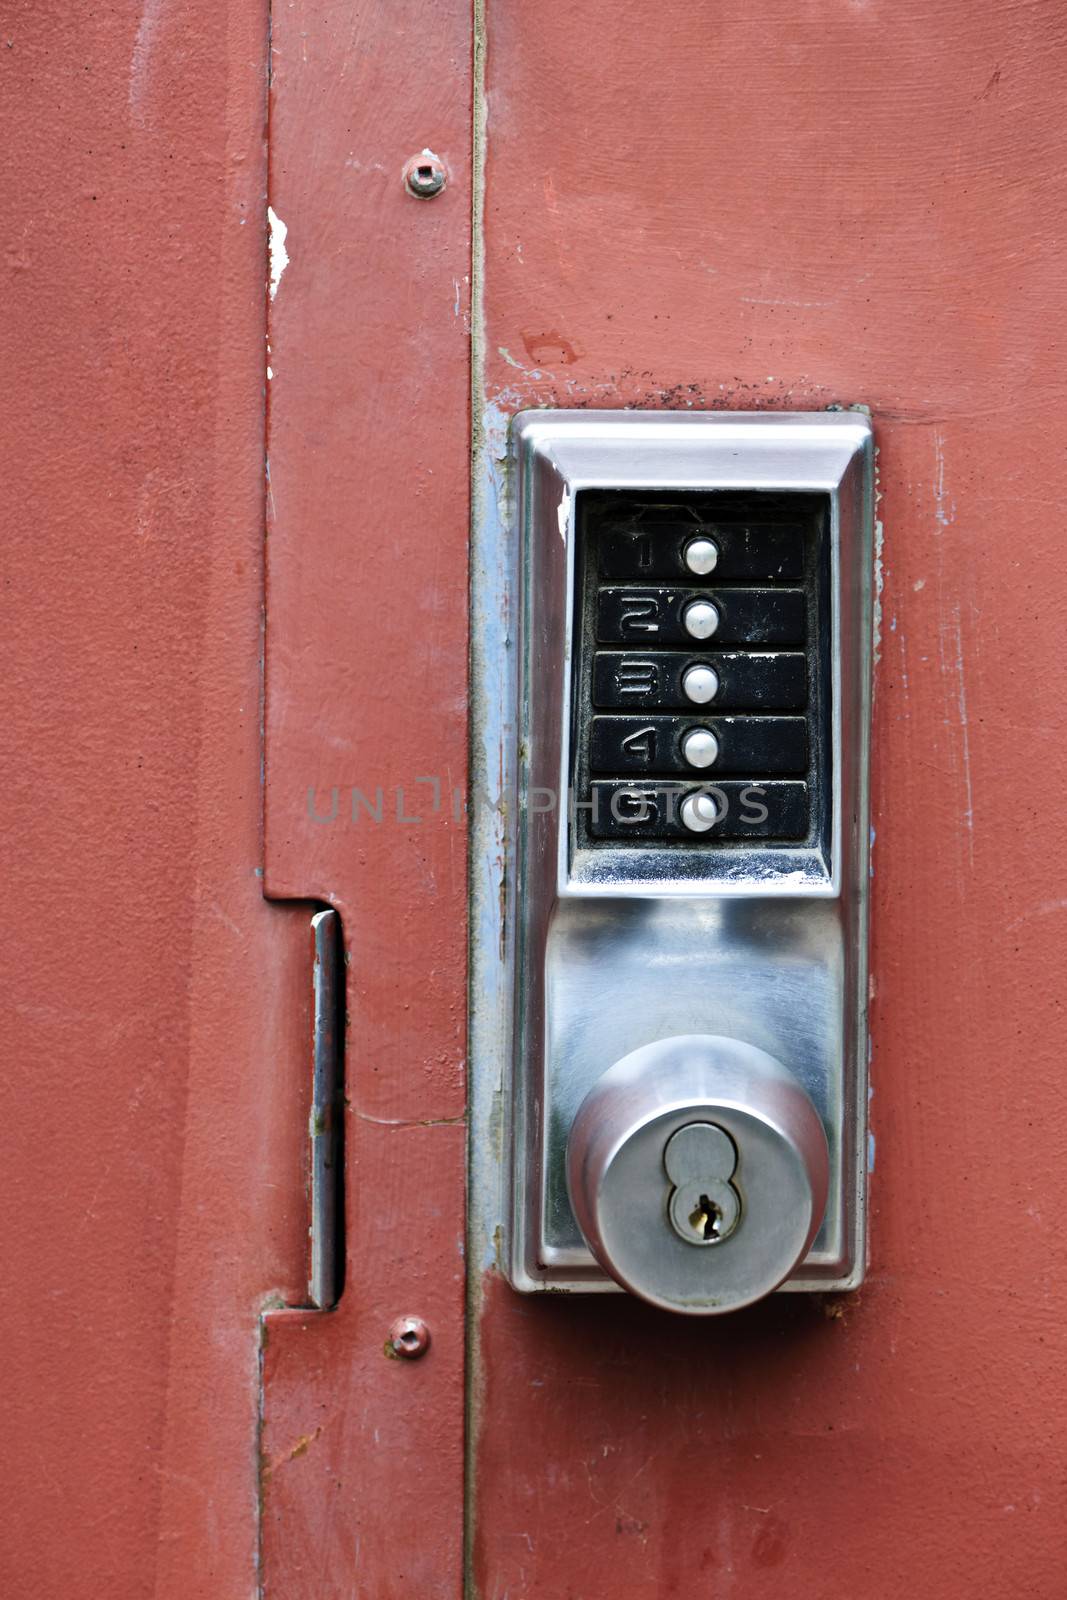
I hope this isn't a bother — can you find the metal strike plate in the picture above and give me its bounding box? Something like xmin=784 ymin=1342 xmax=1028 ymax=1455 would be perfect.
xmin=505 ymin=409 xmax=873 ymax=1298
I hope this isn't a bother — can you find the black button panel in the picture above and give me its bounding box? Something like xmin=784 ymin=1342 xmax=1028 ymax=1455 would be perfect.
xmin=571 ymin=490 xmax=831 ymax=850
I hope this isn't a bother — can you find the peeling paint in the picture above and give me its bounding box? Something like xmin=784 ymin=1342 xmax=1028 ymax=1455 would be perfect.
xmin=267 ymin=206 xmax=289 ymax=301
xmin=129 ymin=0 xmax=166 ymax=122
xmin=261 ymin=1426 xmax=324 ymax=1482
xmin=933 ymin=427 xmax=956 ymax=528
xmin=556 ymin=485 xmax=571 ymax=544
xmin=468 ymin=393 xmax=516 ymax=1276
xmin=872 ymin=517 xmax=885 ymax=665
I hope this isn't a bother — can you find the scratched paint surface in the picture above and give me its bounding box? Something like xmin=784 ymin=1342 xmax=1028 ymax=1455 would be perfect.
xmin=472 ymin=1 xmax=1067 ymax=1595
xmin=0 ymin=3 xmax=317 ymax=1596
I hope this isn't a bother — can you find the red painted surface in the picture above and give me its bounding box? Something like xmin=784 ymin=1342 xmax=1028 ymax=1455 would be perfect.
xmin=7 ymin=2 xmax=1067 ymax=1595
xmin=260 ymin=0 xmax=472 ymax=1594
xmin=0 ymin=3 xmax=314 ymax=1596
xmin=473 ymin=2 xmax=1067 ymax=1597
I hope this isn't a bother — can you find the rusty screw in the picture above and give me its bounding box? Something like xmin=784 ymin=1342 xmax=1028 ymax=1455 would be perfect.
xmin=388 ymin=1314 xmax=431 ymax=1360
xmin=404 ymin=151 xmax=446 ymax=199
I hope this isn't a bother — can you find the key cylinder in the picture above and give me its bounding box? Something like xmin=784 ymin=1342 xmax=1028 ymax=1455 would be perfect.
xmin=664 ymin=1122 xmax=742 ymax=1245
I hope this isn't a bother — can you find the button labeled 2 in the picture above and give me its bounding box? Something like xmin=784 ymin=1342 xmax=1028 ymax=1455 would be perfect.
xmin=597 ymin=586 xmax=806 ymax=646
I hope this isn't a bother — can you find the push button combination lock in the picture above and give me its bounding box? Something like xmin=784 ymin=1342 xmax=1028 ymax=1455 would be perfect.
xmin=497 ymin=411 xmax=874 ymax=1315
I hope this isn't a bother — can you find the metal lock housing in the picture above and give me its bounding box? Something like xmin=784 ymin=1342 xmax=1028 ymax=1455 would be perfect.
xmin=490 ymin=410 xmax=873 ymax=1314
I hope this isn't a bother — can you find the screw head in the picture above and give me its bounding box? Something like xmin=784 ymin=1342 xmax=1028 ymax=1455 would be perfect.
xmin=404 ymin=152 xmax=446 ymax=199
xmin=388 ymin=1314 xmax=431 ymax=1359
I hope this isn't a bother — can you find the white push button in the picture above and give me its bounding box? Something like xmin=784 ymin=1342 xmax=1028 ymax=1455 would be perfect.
xmin=684 ymin=537 xmax=718 ymax=576
xmin=683 ymin=600 xmax=719 ymax=641
xmin=682 ymin=727 xmax=719 ymax=769
xmin=681 ymin=792 xmax=720 ymax=832
xmin=682 ymin=664 xmax=718 ymax=704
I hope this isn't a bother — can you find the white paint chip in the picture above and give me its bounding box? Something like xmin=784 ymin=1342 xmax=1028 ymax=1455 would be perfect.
xmin=267 ymin=206 xmax=289 ymax=301
xmin=557 ymin=487 xmax=572 ymax=544
xmin=871 ymin=517 xmax=885 ymax=664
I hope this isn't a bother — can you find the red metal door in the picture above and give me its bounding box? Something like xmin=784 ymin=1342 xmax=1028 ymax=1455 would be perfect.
xmin=468 ymin=6 xmax=1067 ymax=1595
xmin=5 ymin=3 xmax=1067 ymax=1597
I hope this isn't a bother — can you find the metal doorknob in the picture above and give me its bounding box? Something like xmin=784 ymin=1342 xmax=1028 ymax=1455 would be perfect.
xmin=566 ymin=1035 xmax=829 ymax=1315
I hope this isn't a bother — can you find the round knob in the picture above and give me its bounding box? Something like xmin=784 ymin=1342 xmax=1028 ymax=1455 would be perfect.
xmin=682 ymin=664 xmax=718 ymax=705
xmin=566 ymin=1035 xmax=829 ymax=1315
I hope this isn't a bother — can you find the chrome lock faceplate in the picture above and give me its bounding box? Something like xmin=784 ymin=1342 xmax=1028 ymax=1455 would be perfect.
xmin=481 ymin=410 xmax=874 ymax=1314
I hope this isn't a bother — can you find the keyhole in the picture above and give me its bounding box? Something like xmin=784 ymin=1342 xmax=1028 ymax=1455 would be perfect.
xmin=664 ymin=1122 xmax=742 ymax=1248
xmin=689 ymin=1194 xmax=722 ymax=1241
